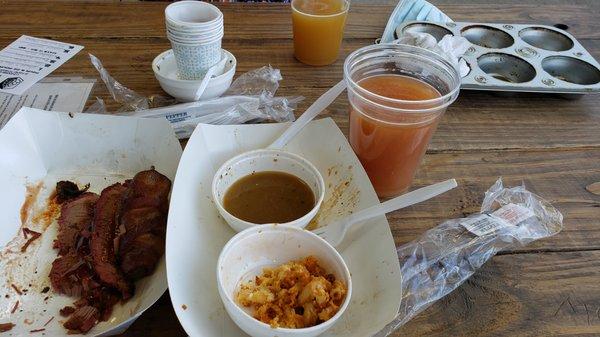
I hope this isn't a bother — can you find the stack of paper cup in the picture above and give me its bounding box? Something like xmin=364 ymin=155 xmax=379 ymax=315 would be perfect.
xmin=165 ymin=1 xmax=224 ymax=80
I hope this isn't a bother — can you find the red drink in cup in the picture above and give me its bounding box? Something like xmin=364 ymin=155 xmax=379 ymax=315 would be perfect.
xmin=344 ymin=44 xmax=460 ymax=197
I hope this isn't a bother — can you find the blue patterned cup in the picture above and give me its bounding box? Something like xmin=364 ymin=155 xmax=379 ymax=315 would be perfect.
xmin=165 ymin=1 xmax=224 ymax=80
xmin=169 ymin=35 xmax=223 ymax=80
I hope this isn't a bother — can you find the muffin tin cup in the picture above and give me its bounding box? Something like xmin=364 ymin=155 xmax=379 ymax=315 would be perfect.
xmin=396 ymin=21 xmax=600 ymax=94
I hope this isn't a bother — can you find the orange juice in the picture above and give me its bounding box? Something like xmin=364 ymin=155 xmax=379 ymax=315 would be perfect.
xmin=291 ymin=0 xmax=349 ymax=66
xmin=349 ymin=75 xmax=443 ymax=197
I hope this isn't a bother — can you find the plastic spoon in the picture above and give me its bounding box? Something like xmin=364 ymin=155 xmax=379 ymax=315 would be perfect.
xmin=312 ymin=179 xmax=458 ymax=247
xmin=193 ymin=56 xmax=228 ymax=101
xmin=268 ymin=80 xmax=346 ymax=149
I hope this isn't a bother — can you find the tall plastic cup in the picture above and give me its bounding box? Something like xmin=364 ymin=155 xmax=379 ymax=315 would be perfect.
xmin=291 ymin=0 xmax=349 ymax=66
xmin=344 ymin=44 xmax=461 ymax=198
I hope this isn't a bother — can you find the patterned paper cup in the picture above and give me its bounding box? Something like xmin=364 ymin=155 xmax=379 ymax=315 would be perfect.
xmin=164 ymin=0 xmax=225 ymax=80
xmin=169 ymin=35 xmax=223 ymax=80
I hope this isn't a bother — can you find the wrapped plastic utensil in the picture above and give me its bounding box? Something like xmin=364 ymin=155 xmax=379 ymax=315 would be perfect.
xmin=132 ymin=94 xmax=302 ymax=139
xmin=376 ymin=178 xmax=563 ymax=336
xmin=87 ymin=54 xmax=302 ymax=139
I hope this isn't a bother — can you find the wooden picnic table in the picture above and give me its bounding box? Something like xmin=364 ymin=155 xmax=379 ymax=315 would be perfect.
xmin=2 ymin=0 xmax=600 ymax=335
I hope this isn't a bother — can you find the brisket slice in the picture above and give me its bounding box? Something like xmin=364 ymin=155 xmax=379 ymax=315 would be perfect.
xmin=117 ymin=207 xmax=166 ymax=280
xmin=55 ymin=181 xmax=90 ymax=204
xmin=49 ymin=252 xmax=86 ymax=297
xmin=116 ymin=169 xmax=171 ymax=280
xmin=54 ymin=192 xmax=98 ymax=256
xmin=119 ymin=233 xmax=165 ymax=281
xmin=90 ymin=183 xmax=133 ymax=299
xmin=63 ymin=306 xmax=99 ymax=333
xmin=125 ymin=169 xmax=171 ymax=213
xmin=119 ymin=207 xmax=166 ymax=248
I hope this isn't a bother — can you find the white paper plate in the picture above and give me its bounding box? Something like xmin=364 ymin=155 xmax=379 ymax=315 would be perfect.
xmin=166 ymin=118 xmax=402 ymax=337
xmin=0 ymin=107 xmax=182 ymax=336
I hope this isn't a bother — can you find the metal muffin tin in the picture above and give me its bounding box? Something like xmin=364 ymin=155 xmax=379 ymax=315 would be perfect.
xmin=395 ymin=21 xmax=600 ymax=94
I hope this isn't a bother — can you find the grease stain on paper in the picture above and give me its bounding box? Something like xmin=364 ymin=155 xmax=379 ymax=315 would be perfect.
xmin=307 ymin=164 xmax=360 ymax=230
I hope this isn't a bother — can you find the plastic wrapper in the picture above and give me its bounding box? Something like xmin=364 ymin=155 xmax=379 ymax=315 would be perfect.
xmin=89 ymin=54 xmax=153 ymax=111
xmin=382 ymin=0 xmax=471 ymax=77
xmin=376 ymin=178 xmax=563 ymax=336
xmin=87 ymin=54 xmax=302 ymax=138
xmin=393 ymin=32 xmax=471 ymax=77
xmin=224 ymin=65 xmax=282 ymax=97
xmin=381 ymin=0 xmax=452 ymax=43
xmin=132 ymin=94 xmax=301 ymax=139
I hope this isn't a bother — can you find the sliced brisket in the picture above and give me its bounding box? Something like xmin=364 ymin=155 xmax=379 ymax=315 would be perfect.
xmin=54 ymin=192 xmax=98 ymax=256
xmin=119 ymin=233 xmax=165 ymax=281
xmin=50 ymin=169 xmax=172 ymax=334
xmin=125 ymin=169 xmax=171 ymax=213
xmin=55 ymin=181 xmax=90 ymax=204
xmin=117 ymin=169 xmax=170 ymax=281
xmin=49 ymin=252 xmax=86 ymax=297
xmin=90 ymin=183 xmax=133 ymax=299
xmin=118 ymin=207 xmax=166 ymax=248
xmin=63 ymin=306 xmax=99 ymax=334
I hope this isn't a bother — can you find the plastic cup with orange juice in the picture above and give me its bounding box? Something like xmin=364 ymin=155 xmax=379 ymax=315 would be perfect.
xmin=344 ymin=44 xmax=461 ymax=198
xmin=291 ymin=0 xmax=349 ymax=66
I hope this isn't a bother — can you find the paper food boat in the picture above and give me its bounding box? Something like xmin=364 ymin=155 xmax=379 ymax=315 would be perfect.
xmin=0 ymin=107 xmax=182 ymax=336
xmin=167 ymin=118 xmax=403 ymax=336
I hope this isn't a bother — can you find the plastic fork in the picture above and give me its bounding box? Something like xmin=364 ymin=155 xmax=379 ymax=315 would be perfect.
xmin=312 ymin=179 xmax=458 ymax=247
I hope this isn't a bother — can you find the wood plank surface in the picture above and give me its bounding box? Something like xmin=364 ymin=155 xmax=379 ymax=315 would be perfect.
xmin=1 ymin=0 xmax=599 ymax=336
xmin=125 ymin=250 xmax=600 ymax=337
xmin=0 ymin=36 xmax=598 ymax=152
xmin=1 ymin=2 xmax=599 ymax=39
xmin=398 ymin=250 xmax=600 ymax=337
xmin=397 ymin=148 xmax=600 ymax=251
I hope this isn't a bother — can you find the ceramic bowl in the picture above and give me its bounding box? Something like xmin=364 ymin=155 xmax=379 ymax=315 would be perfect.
xmin=217 ymin=224 xmax=352 ymax=337
xmin=152 ymin=48 xmax=236 ymax=102
xmin=212 ymin=149 xmax=326 ymax=233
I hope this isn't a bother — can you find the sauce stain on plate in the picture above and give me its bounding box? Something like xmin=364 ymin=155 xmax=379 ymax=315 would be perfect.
xmin=20 ymin=182 xmax=44 ymax=226
xmin=307 ymin=164 xmax=359 ymax=230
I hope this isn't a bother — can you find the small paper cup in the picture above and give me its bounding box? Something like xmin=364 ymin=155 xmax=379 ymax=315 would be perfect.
xmin=167 ymin=26 xmax=223 ymax=44
xmin=165 ymin=1 xmax=223 ymax=29
xmin=166 ymin=25 xmax=224 ymax=36
xmin=170 ymin=37 xmax=222 ymax=80
xmin=166 ymin=16 xmax=223 ymax=32
xmin=212 ymin=149 xmax=325 ymax=233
